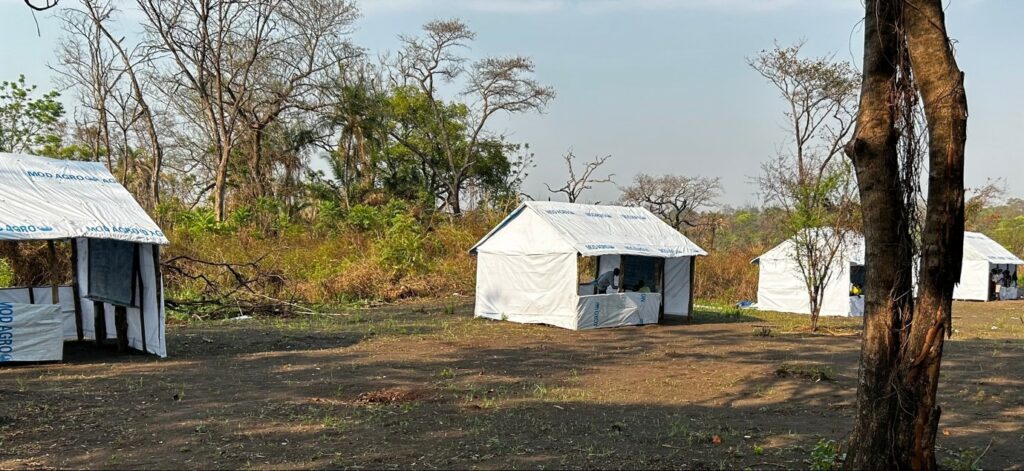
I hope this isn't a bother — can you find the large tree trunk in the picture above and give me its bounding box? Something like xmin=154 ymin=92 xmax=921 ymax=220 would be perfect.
xmin=896 ymin=0 xmax=968 ymax=467
xmin=844 ymin=0 xmax=967 ymax=469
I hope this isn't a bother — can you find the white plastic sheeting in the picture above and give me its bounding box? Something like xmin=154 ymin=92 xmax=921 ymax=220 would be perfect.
xmin=754 ymin=231 xmax=864 ymax=317
xmin=0 ymin=303 xmax=63 ymax=362
xmin=663 ymin=257 xmax=691 ymax=316
xmin=472 ymin=201 xmax=706 ymax=258
xmin=953 ymin=233 xmax=1023 ymax=301
xmin=76 ymin=239 xmax=166 ymax=357
xmin=475 ymin=252 xmax=579 ymax=329
xmin=472 ymin=202 xmax=704 ymax=329
xmin=575 ymin=293 xmax=661 ymax=329
xmin=0 ymin=286 xmax=77 ymax=339
xmin=0 ymin=153 xmax=168 ymax=245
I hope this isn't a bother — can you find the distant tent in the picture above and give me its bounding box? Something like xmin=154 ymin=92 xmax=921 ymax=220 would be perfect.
xmin=752 ymin=229 xmax=865 ymax=317
xmin=0 ymin=153 xmax=169 ymax=361
xmin=470 ymin=201 xmax=706 ymax=330
xmin=953 ymin=232 xmax=1023 ymax=301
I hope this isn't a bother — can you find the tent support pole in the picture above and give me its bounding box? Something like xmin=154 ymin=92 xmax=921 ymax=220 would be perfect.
xmin=47 ymin=240 xmax=60 ymax=307
xmin=687 ymin=256 xmax=696 ymax=322
xmin=658 ymin=258 xmax=665 ymax=323
xmin=94 ymin=300 xmax=106 ymax=346
xmin=114 ymin=305 xmax=128 ymax=352
xmin=136 ymin=245 xmax=147 ymax=354
xmin=70 ymin=239 xmax=84 ymax=341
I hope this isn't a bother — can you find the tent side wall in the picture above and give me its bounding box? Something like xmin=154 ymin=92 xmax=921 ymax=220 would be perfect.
xmin=756 ymin=257 xmax=853 ymax=316
xmin=76 ymin=239 xmax=166 ymax=357
xmin=757 ymin=257 xmax=813 ymax=314
xmin=474 ymin=252 xmax=579 ymax=329
xmin=953 ymin=259 xmax=991 ymax=301
xmin=663 ymin=256 xmax=693 ymax=316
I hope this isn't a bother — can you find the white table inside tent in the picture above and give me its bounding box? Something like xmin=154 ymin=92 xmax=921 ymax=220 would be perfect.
xmin=999 ymin=286 xmax=1019 ymax=300
xmin=850 ymin=295 xmax=865 ymax=316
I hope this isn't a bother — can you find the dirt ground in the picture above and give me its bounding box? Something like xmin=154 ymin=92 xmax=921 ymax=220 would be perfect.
xmin=1 ymin=300 xmax=1023 ymax=469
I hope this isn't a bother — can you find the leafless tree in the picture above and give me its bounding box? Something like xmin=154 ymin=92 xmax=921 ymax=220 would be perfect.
xmin=77 ymin=0 xmax=167 ymax=209
xmin=620 ymin=173 xmax=721 ymax=231
xmin=53 ymin=2 xmax=118 ymax=169
xmin=965 ymin=179 xmax=1005 ymax=228
xmin=750 ymin=42 xmax=861 ymax=331
xmin=139 ymin=0 xmax=280 ymax=221
xmin=545 ymin=150 xmax=614 ymax=204
xmin=236 ymin=0 xmax=359 ymax=201
xmin=843 ymin=0 xmax=968 ymax=467
xmin=391 ymin=19 xmax=554 ymax=214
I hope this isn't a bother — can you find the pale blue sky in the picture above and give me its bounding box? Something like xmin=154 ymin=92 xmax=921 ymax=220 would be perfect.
xmin=1 ymin=0 xmax=1020 ymax=206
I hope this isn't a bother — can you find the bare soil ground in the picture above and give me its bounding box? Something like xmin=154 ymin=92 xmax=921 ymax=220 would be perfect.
xmin=1 ymin=301 xmax=1023 ymax=469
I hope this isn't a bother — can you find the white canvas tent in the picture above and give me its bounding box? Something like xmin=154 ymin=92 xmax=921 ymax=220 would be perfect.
xmin=753 ymin=230 xmax=866 ymax=317
xmin=470 ymin=201 xmax=706 ymax=330
xmin=953 ymin=232 xmax=1023 ymax=301
xmin=0 ymin=153 xmax=168 ymax=359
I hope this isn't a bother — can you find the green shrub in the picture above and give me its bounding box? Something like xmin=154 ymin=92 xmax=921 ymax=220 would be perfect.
xmin=375 ymin=212 xmax=425 ymax=275
xmin=810 ymin=439 xmax=840 ymax=470
xmin=0 ymin=258 xmax=13 ymax=288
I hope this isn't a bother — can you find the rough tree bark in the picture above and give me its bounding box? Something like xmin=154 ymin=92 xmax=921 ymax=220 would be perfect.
xmin=844 ymin=0 xmax=967 ymax=469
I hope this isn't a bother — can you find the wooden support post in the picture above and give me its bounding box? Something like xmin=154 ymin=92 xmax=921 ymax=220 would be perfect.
xmin=618 ymin=257 xmax=625 ymax=293
xmin=47 ymin=240 xmax=60 ymax=306
xmin=658 ymin=259 xmax=666 ymax=323
xmin=593 ymin=255 xmax=601 ymax=294
xmin=94 ymin=300 xmax=107 ymax=346
xmin=114 ymin=305 xmax=128 ymax=353
xmin=70 ymin=240 xmax=84 ymax=341
xmin=687 ymin=256 xmax=696 ymax=323
xmin=152 ymin=245 xmax=162 ymax=317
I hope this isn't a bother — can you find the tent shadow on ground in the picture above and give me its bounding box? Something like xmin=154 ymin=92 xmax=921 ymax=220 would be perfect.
xmin=2 ymin=309 xmax=1021 ymax=469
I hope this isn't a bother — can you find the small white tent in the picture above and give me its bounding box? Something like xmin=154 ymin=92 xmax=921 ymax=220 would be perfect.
xmin=953 ymin=232 xmax=1023 ymax=301
xmin=470 ymin=201 xmax=706 ymax=330
xmin=0 ymin=153 xmax=168 ymax=359
xmin=753 ymin=230 xmax=865 ymax=317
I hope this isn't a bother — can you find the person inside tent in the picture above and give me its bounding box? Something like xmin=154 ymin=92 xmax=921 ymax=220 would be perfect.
xmin=595 ymin=268 xmax=620 ymax=294
xmin=850 ymin=283 xmax=863 ymax=296
xmin=635 ymin=280 xmax=652 ymax=293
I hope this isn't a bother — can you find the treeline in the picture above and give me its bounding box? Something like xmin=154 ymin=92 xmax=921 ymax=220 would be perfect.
xmin=1 ymin=1 xmax=1020 ymax=314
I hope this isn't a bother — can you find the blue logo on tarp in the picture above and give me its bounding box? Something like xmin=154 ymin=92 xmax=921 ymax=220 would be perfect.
xmin=0 ymin=224 xmax=54 ymax=233
xmin=26 ymin=170 xmax=117 ymax=184
xmin=592 ymin=302 xmax=600 ymax=327
xmin=85 ymin=225 xmax=164 ymax=238
xmin=0 ymin=302 xmax=14 ymax=361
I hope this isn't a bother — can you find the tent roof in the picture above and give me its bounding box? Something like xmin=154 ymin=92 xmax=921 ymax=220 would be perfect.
xmin=963 ymin=231 xmax=1023 ymax=264
xmin=0 ymin=153 xmax=168 ymax=245
xmin=471 ymin=200 xmax=706 ymax=257
xmin=753 ymin=228 xmax=865 ymax=265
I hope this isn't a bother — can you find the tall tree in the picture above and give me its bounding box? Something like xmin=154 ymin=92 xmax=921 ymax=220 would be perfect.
xmin=53 ymin=2 xmax=117 ymax=169
xmin=844 ymin=0 xmax=968 ymax=468
xmin=391 ymin=19 xmax=554 ymax=214
xmin=139 ymin=0 xmax=279 ymax=221
xmin=750 ymin=42 xmax=861 ymax=331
